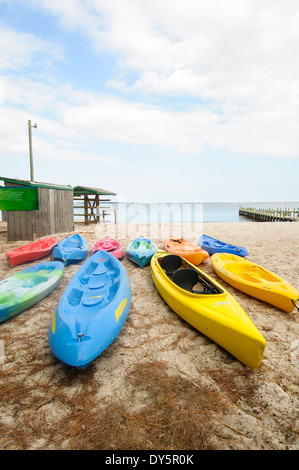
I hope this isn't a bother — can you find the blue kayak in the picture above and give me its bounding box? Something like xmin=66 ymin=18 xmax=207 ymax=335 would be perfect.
xmin=126 ymin=237 xmax=158 ymax=268
xmin=52 ymin=234 xmax=88 ymax=265
xmin=198 ymin=234 xmax=248 ymax=257
xmin=48 ymin=250 xmax=131 ymax=369
xmin=0 ymin=261 xmax=64 ymax=323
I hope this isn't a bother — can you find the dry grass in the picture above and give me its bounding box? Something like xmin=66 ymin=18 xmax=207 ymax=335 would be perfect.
xmin=0 ymin=343 xmax=262 ymax=450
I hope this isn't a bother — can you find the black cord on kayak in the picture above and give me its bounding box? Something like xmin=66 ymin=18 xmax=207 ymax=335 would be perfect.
xmin=292 ymin=300 xmax=299 ymax=312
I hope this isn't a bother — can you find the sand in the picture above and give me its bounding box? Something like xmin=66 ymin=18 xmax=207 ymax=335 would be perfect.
xmin=0 ymin=221 xmax=298 ymax=450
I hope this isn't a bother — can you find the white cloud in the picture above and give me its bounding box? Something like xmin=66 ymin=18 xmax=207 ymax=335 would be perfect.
xmin=19 ymin=2 xmax=299 ymax=137
xmin=0 ymin=23 xmax=65 ymax=72
xmin=16 ymin=1 xmax=299 ymax=103
xmin=39 ymin=1 xmax=299 ymax=83
xmin=1 ymin=0 xmax=299 ymax=172
xmin=2 ymin=70 xmax=299 ymax=163
xmin=30 ymin=0 xmax=102 ymax=33
xmin=33 ymin=136 xmax=123 ymax=165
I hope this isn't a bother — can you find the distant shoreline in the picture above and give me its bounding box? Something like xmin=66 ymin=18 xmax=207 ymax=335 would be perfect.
xmin=73 ymin=200 xmax=299 ymax=224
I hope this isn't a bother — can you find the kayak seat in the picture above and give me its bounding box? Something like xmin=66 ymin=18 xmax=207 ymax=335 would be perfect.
xmin=82 ymin=292 xmax=104 ymax=307
xmin=161 ymin=255 xmax=182 ymax=279
xmin=93 ymin=263 xmax=108 ymax=276
xmin=173 ymin=268 xmax=199 ymax=293
xmin=68 ymin=288 xmax=83 ymax=306
xmin=88 ymin=275 xmax=111 ymax=289
xmin=242 ymin=272 xmax=263 ymax=283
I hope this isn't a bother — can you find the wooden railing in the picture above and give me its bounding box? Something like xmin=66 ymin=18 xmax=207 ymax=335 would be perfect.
xmin=74 ymin=196 xmax=116 ymax=224
xmin=239 ymin=206 xmax=299 ymax=222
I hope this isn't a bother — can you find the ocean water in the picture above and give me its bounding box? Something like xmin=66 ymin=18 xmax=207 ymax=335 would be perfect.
xmin=81 ymin=201 xmax=299 ymax=224
xmin=2 ymin=201 xmax=298 ymax=224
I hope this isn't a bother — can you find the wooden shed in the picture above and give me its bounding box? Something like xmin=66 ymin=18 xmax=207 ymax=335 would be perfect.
xmin=73 ymin=185 xmax=117 ymax=225
xmin=0 ymin=176 xmax=74 ymax=242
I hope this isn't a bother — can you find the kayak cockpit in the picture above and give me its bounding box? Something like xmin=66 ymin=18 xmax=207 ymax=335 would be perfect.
xmin=159 ymin=254 xmax=222 ymax=295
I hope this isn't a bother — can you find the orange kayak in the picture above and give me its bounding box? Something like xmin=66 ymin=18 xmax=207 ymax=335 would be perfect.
xmin=164 ymin=239 xmax=209 ymax=265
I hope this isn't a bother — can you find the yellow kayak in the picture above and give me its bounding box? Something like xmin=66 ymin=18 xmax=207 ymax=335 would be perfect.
xmin=150 ymin=250 xmax=266 ymax=369
xmin=211 ymin=253 xmax=298 ymax=313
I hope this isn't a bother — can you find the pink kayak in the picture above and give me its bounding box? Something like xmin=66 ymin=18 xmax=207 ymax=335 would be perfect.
xmin=91 ymin=237 xmax=124 ymax=259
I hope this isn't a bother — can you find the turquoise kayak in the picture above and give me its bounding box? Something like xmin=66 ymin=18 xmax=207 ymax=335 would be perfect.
xmin=52 ymin=234 xmax=88 ymax=265
xmin=126 ymin=237 xmax=158 ymax=268
xmin=0 ymin=261 xmax=64 ymax=323
xmin=48 ymin=251 xmax=131 ymax=369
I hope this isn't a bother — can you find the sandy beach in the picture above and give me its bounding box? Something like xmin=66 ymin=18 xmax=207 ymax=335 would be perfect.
xmin=0 ymin=221 xmax=298 ymax=450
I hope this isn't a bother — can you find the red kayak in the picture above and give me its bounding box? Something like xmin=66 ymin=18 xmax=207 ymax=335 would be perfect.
xmin=6 ymin=237 xmax=58 ymax=267
xmin=91 ymin=237 xmax=124 ymax=259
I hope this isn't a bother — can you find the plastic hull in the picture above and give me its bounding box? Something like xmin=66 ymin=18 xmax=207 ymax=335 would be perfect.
xmin=164 ymin=238 xmax=209 ymax=265
xmin=6 ymin=237 xmax=58 ymax=267
xmin=48 ymin=251 xmax=131 ymax=369
xmin=91 ymin=237 xmax=124 ymax=259
xmin=52 ymin=234 xmax=88 ymax=265
xmin=198 ymin=234 xmax=248 ymax=257
xmin=0 ymin=261 xmax=64 ymax=323
xmin=211 ymin=253 xmax=298 ymax=313
xmin=150 ymin=250 xmax=266 ymax=369
xmin=126 ymin=237 xmax=158 ymax=268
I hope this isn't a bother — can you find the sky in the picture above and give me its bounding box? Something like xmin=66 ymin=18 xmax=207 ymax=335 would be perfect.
xmin=0 ymin=0 xmax=299 ymax=203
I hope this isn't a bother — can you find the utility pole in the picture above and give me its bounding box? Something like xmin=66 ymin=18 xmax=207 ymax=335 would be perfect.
xmin=28 ymin=120 xmax=37 ymax=182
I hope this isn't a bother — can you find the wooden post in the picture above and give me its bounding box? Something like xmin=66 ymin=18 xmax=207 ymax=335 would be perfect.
xmin=28 ymin=120 xmax=37 ymax=182
xmin=95 ymin=194 xmax=99 ymax=222
xmin=84 ymin=194 xmax=89 ymax=225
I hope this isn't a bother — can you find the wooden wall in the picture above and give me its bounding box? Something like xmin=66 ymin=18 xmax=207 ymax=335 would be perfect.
xmin=5 ymin=184 xmax=74 ymax=241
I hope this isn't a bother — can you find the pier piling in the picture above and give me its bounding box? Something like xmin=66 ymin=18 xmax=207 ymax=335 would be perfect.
xmin=239 ymin=206 xmax=299 ymax=222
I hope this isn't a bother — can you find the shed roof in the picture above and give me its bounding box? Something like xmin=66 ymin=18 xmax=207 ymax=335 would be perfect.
xmin=0 ymin=177 xmax=116 ymax=196
xmin=0 ymin=176 xmax=73 ymax=191
xmin=73 ymin=185 xmax=117 ymax=196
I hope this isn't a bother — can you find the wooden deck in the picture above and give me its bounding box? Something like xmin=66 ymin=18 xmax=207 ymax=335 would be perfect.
xmin=73 ymin=186 xmax=116 ymax=225
xmin=239 ymin=206 xmax=299 ymax=222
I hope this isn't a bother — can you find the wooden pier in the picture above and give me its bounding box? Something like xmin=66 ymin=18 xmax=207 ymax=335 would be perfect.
xmin=239 ymin=206 xmax=299 ymax=222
